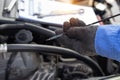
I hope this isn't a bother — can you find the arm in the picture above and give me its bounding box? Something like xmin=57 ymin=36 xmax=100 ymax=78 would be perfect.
xmin=95 ymin=25 xmax=120 ymax=61
xmin=56 ymin=18 xmax=120 ymax=61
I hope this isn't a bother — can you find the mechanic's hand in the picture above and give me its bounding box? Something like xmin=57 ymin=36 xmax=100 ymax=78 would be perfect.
xmin=56 ymin=18 xmax=98 ymax=56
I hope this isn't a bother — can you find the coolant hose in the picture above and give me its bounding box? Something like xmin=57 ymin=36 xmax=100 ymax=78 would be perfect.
xmin=0 ymin=23 xmax=55 ymax=37
xmin=7 ymin=44 xmax=104 ymax=76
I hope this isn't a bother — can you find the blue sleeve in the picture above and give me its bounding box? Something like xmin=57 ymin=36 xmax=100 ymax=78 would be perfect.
xmin=95 ymin=25 xmax=120 ymax=61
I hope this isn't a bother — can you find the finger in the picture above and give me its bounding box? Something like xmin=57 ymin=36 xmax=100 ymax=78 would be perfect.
xmin=63 ymin=21 xmax=71 ymax=32
xmin=70 ymin=18 xmax=79 ymax=26
xmin=69 ymin=18 xmax=86 ymax=26
xmin=75 ymin=18 xmax=86 ymax=26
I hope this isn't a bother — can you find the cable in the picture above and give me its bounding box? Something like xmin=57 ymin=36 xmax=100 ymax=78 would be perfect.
xmin=7 ymin=44 xmax=105 ymax=76
xmin=87 ymin=13 xmax=120 ymax=26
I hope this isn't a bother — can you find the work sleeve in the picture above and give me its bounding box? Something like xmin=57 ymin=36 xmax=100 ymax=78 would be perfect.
xmin=95 ymin=25 xmax=120 ymax=61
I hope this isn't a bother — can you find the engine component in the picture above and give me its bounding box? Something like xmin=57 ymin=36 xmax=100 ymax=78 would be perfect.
xmin=0 ymin=23 xmax=55 ymax=37
xmin=5 ymin=51 xmax=40 ymax=80
xmin=15 ymin=29 xmax=33 ymax=43
xmin=6 ymin=44 xmax=104 ymax=76
xmin=30 ymin=63 xmax=56 ymax=80
xmin=58 ymin=62 xmax=93 ymax=80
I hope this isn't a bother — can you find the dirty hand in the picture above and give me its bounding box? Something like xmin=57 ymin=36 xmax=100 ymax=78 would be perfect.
xmin=56 ymin=18 xmax=98 ymax=56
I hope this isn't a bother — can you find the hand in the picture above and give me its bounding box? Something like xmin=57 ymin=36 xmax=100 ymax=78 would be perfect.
xmin=56 ymin=18 xmax=98 ymax=56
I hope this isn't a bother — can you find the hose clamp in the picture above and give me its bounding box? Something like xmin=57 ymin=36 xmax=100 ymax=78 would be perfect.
xmin=0 ymin=43 xmax=7 ymax=53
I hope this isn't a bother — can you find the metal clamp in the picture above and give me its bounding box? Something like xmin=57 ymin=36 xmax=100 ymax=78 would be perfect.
xmin=0 ymin=44 xmax=7 ymax=53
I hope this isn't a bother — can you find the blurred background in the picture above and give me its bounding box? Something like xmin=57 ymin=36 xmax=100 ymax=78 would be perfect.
xmin=1 ymin=0 xmax=120 ymax=25
xmin=55 ymin=0 xmax=120 ymax=24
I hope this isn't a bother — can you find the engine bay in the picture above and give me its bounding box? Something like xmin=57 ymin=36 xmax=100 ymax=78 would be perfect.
xmin=0 ymin=0 xmax=120 ymax=80
xmin=0 ymin=23 xmax=119 ymax=80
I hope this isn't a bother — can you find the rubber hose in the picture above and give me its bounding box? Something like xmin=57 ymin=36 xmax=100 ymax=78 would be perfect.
xmin=0 ymin=23 xmax=55 ymax=37
xmin=7 ymin=44 xmax=104 ymax=76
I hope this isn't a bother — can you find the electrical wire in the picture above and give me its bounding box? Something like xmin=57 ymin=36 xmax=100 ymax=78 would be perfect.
xmin=7 ymin=44 xmax=105 ymax=76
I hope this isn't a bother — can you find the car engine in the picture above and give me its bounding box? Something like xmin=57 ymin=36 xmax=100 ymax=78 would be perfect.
xmin=0 ymin=23 xmax=119 ymax=80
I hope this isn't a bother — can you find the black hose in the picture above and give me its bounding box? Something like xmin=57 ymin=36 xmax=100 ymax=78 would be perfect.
xmin=0 ymin=23 xmax=55 ymax=37
xmin=7 ymin=44 xmax=104 ymax=76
